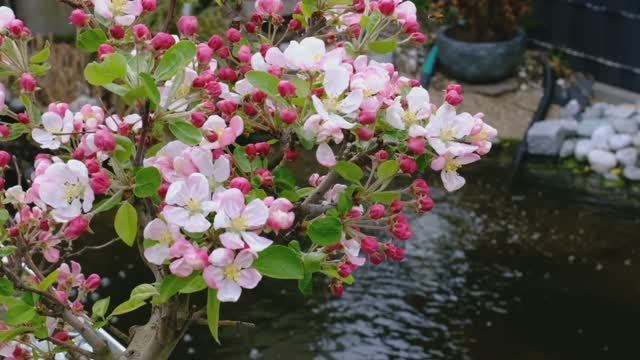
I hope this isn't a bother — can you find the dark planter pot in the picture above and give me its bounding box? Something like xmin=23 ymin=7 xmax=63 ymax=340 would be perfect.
xmin=435 ymin=27 xmax=527 ymax=83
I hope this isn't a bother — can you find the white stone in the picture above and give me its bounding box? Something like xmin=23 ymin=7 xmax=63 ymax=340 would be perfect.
xmin=605 ymin=104 xmax=636 ymax=119
xmin=591 ymin=125 xmax=615 ymax=150
xmin=615 ymin=148 xmax=638 ymax=167
xmin=608 ymin=134 xmax=632 ymax=150
xmin=612 ymin=117 xmax=639 ymax=134
xmin=574 ymin=139 xmax=594 ymax=161
xmin=623 ymin=166 xmax=640 ymax=181
xmin=588 ymin=150 xmax=617 ymax=174
xmin=632 ymin=133 xmax=640 ymax=147
xmin=577 ymin=119 xmax=606 ymax=137
xmin=559 ymin=139 xmax=576 ymax=158
xmin=526 ymin=120 xmax=574 ymax=156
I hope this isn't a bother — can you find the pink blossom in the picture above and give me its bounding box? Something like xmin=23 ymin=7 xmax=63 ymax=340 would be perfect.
xmin=163 ymin=173 xmax=216 ymax=233
xmin=411 ymin=103 xmax=477 ymax=156
xmin=431 ymin=152 xmax=480 ymax=192
xmin=143 ymin=218 xmax=184 ymax=265
xmin=74 ymin=104 xmax=104 ymax=131
xmin=200 ymin=115 xmax=243 ymax=149
xmin=203 ymin=248 xmax=262 ymax=302
xmin=168 ymin=239 xmax=208 ymax=277
xmin=265 ymin=197 xmax=295 ymax=231
xmin=35 ymin=160 xmax=94 ymax=223
xmin=92 ymin=0 xmax=143 ymax=26
xmin=255 ymin=0 xmax=284 ymax=15
xmin=213 ymin=188 xmax=272 ymax=251
xmin=57 ymin=261 xmax=85 ymax=291
xmin=38 ymin=231 xmax=61 ymax=263
xmin=32 ymin=110 xmax=74 ymax=150
xmin=106 ymin=114 xmax=142 ymax=133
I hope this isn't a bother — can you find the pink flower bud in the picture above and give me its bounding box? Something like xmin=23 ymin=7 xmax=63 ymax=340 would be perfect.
xmin=403 ymin=19 xmax=419 ymax=34
xmin=97 ymin=44 xmax=114 ymax=60
xmin=230 ymin=177 xmax=252 ymax=194
xmin=64 ymin=216 xmax=89 ymax=240
xmin=245 ymin=21 xmax=257 ymax=33
xmin=0 ymin=124 xmax=9 ymax=138
xmin=85 ymin=158 xmax=101 ymax=173
xmin=418 ymin=196 xmax=435 ymax=212
xmin=361 ymin=236 xmax=379 ymax=254
xmin=151 ymin=32 xmax=176 ymax=50
xmin=237 ymin=45 xmax=252 ymax=63
xmin=279 ymin=108 xmax=297 ymax=124
xmin=216 ymin=99 xmax=238 ymax=114
xmin=368 ymin=203 xmax=385 ymax=219
xmin=216 ymin=46 xmax=231 ymax=59
xmin=374 ymin=150 xmax=388 ymax=162
xmin=110 ymin=25 xmax=125 ymax=39
xmin=245 ymin=144 xmax=257 ymax=158
xmin=7 ymin=19 xmax=25 ymax=37
xmin=288 ymin=19 xmax=301 ymax=31
xmin=72 ymin=147 xmax=86 ymax=160
xmin=142 ymin=0 xmax=157 ymax=11
xmin=356 ymin=127 xmax=374 ymax=141
xmin=17 ymin=112 xmax=30 ymax=124
xmin=94 ymin=129 xmax=116 ymax=152
xmin=252 ymin=90 xmax=267 ymax=103
xmin=369 ymin=251 xmax=385 ymax=265
xmin=90 ymin=171 xmax=111 ymax=195
xmin=191 ymin=111 xmax=206 ymax=128
xmin=243 ymin=102 xmax=258 ymax=116
xmin=407 ymin=137 xmax=426 ymax=155
xmin=83 ymin=274 xmax=101 ymax=291
xmin=277 ymin=80 xmax=296 ymax=97
xmin=409 ymin=32 xmax=426 ymax=44
xmin=53 ymin=331 xmax=72 ymax=342
xmin=218 ymin=67 xmax=237 ymax=81
xmin=330 ymin=281 xmax=344 ymax=297
xmin=399 ymin=157 xmax=417 ymax=174
xmin=207 ymin=34 xmax=224 ymax=50
xmin=259 ymin=43 xmax=271 ymax=57
xmin=204 ymin=130 xmax=218 ymax=143
xmin=69 ymin=9 xmax=90 ymax=28
xmin=133 ymin=24 xmax=150 ymax=40
xmin=204 ymin=81 xmax=222 ymax=97
xmin=226 ymin=28 xmax=242 ymax=43
xmin=378 ymin=0 xmax=396 ymax=15
xmin=446 ymin=83 xmax=463 ymax=94
xmin=284 ymin=147 xmax=298 ymax=161
xmin=178 ymin=16 xmax=198 ymax=37
xmin=255 ymin=168 xmax=273 ymax=186
xmin=390 ymin=199 xmax=404 ymax=213
xmin=384 ymin=243 xmax=405 ymax=261
xmin=0 ymin=150 xmax=10 ymax=167
xmin=255 ymin=142 xmax=271 ymax=156
xmin=445 ymin=90 xmax=463 ymax=106
xmin=20 ymin=73 xmax=36 ymax=92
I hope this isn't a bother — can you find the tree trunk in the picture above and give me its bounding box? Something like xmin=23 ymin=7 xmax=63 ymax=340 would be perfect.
xmin=120 ymin=301 xmax=180 ymax=360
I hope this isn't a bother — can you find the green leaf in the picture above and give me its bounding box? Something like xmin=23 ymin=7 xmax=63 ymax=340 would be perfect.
xmin=0 ymin=246 xmax=17 ymax=257
xmin=168 ymin=120 xmax=202 ymax=145
xmin=370 ymin=191 xmax=399 ymax=204
xmin=336 ymin=186 xmax=355 ymax=214
xmin=206 ymin=289 xmax=220 ymax=344
xmin=253 ymin=245 xmax=304 ymax=280
xmin=92 ymin=297 xmax=110 ymax=319
xmin=154 ymin=41 xmax=197 ymax=81
xmin=0 ymin=123 xmax=29 ymax=142
xmin=28 ymin=63 xmax=50 ymax=76
xmin=38 ymin=271 xmax=59 ymax=291
xmin=115 ymin=202 xmax=137 ymax=246
xmin=273 ymin=166 xmax=296 ymax=190
xmin=0 ymin=278 xmax=14 ymax=296
xmin=30 ymin=42 xmax=50 ymax=63
xmin=0 ymin=208 xmax=9 ymax=224
xmin=130 ymin=284 xmax=159 ymax=302
xmin=377 ymin=160 xmax=399 ymax=180
xmin=245 ymin=70 xmax=279 ymax=97
xmin=134 ymin=167 xmax=162 ymax=198
xmin=308 ymin=216 xmax=343 ymax=246
xmin=77 ymin=28 xmax=107 ymax=52
xmin=179 ymin=276 xmax=207 ymax=294
xmin=84 ymin=53 xmax=128 ymax=86
xmin=298 ymin=271 xmax=313 ymax=296
xmin=233 ymin=147 xmax=252 ymax=173
xmin=5 ymin=302 xmax=36 ymax=326
xmin=303 ymin=252 xmax=325 ymax=273
xmin=368 ymin=38 xmax=398 ymax=54
xmin=322 ymin=267 xmax=354 ymax=285
xmin=290 ymin=77 xmax=310 ymax=98
xmin=333 ymin=161 xmax=363 ymax=183
xmin=91 ymin=191 xmax=123 ymax=214
xmin=114 ymin=135 xmax=134 ymax=162
xmin=110 ymin=298 xmax=146 ymax=316
xmin=104 ymin=83 xmax=129 ymax=97
xmin=296 ymin=187 xmax=315 ymax=197
xmin=140 ymin=72 xmax=160 ymax=105
xmin=0 ymin=327 xmax=29 ymax=341
xmin=154 ymin=274 xmax=194 ymax=304
xmin=301 ymin=0 xmax=317 ymax=18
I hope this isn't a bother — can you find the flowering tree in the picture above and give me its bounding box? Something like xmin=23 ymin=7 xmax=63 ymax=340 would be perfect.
xmin=0 ymin=0 xmax=496 ymax=359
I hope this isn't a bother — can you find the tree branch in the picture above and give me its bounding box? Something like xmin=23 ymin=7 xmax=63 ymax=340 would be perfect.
xmin=47 ymin=336 xmax=96 ymax=359
xmin=162 ymin=0 xmax=178 ymax=33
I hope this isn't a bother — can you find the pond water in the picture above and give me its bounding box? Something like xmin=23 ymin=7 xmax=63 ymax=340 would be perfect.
xmin=87 ymin=146 xmax=640 ymax=360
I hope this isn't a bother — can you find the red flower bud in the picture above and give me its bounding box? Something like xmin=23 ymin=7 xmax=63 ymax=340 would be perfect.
xmin=255 ymin=142 xmax=271 ymax=156
xmin=284 ymin=147 xmax=299 ymax=161
xmin=418 ymin=196 xmax=435 ymax=212
xmin=279 ymin=108 xmax=297 ymax=125
xmin=374 ymin=150 xmax=388 ymax=162
xmin=109 ymin=25 xmax=125 ymax=39
xmin=407 ymin=137 xmax=426 ymax=155
xmin=245 ymin=144 xmax=257 ymax=158
xmin=85 ymin=158 xmax=101 ymax=173
xmin=0 ymin=150 xmax=11 ymax=167
xmin=226 ymin=28 xmax=242 ymax=43
xmin=368 ymin=203 xmax=385 ymax=219
xmin=399 ymin=157 xmax=417 ymax=174
xmin=196 ymin=43 xmax=213 ymax=64
xmin=378 ymin=0 xmax=396 ymax=15
xmin=356 ymin=127 xmax=374 ymax=141
xmin=132 ymin=24 xmax=150 ymax=40
xmin=390 ymin=199 xmax=404 ymax=213
xmin=69 ymin=9 xmax=90 ymax=28
xmin=255 ymin=168 xmax=273 ymax=186
xmin=83 ymin=274 xmax=101 ymax=291
xmin=218 ymin=67 xmax=237 ymax=82
xmin=178 ymin=16 xmax=198 ymax=37
xmin=216 ymin=46 xmax=231 ymax=59
xmin=142 ymin=0 xmax=157 ymax=11
xmin=17 ymin=112 xmax=30 ymax=124
xmin=330 ymin=281 xmax=344 ymax=297
xmin=64 ymin=216 xmax=89 ymax=241
xmin=0 ymin=124 xmax=10 ymax=138
xmin=208 ymin=35 xmax=224 ymax=50
xmin=288 ymin=19 xmax=301 ymax=31
xmin=361 ymin=236 xmax=379 ymax=254
xmin=409 ymin=32 xmax=426 ymax=44
xmin=94 ymin=129 xmax=116 ymax=152
xmin=230 ymin=177 xmax=252 ymax=194
xmin=20 ymin=73 xmax=36 ymax=92
xmin=245 ymin=21 xmax=257 ymax=33
xmin=216 ymin=99 xmax=238 ymax=114
xmin=90 ymin=171 xmax=111 ymax=195
xmin=97 ymin=44 xmax=115 ymax=60
xmin=151 ymin=32 xmax=176 ymax=50
xmin=252 ymin=90 xmax=267 ymax=103
xmin=445 ymin=90 xmax=464 ymax=106
xmin=191 ymin=112 xmax=207 ymax=128
xmin=277 ymin=80 xmax=296 ymax=97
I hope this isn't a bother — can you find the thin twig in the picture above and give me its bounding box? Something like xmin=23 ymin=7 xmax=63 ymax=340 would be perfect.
xmin=47 ymin=336 xmax=96 ymax=359
xmin=162 ymin=0 xmax=178 ymax=33
xmin=11 ymin=155 xmax=22 ymax=187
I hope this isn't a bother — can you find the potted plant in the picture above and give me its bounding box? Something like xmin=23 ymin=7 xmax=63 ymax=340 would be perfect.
xmin=432 ymin=0 xmax=531 ymax=83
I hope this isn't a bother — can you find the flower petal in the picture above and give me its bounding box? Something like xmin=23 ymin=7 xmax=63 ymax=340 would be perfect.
xmin=217 ymin=279 xmax=242 ymax=302
xmin=237 ymin=268 xmax=261 ymax=289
